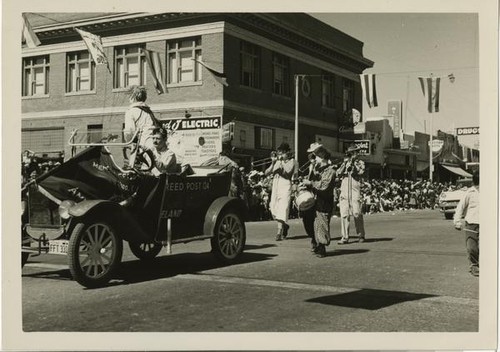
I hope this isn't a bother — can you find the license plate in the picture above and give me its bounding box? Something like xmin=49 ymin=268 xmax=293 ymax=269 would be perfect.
xmin=48 ymin=240 xmax=69 ymax=255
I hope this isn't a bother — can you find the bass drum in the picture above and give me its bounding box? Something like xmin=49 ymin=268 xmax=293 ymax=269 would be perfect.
xmin=295 ymin=190 xmax=315 ymax=211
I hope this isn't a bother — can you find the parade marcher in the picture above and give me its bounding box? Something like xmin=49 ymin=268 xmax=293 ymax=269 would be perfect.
xmin=265 ymin=142 xmax=297 ymax=241
xmin=123 ymin=86 xmax=161 ymax=166
xmin=150 ymin=127 xmax=179 ymax=176
xmin=301 ymin=146 xmax=337 ymax=257
xmin=453 ymin=170 xmax=480 ymax=277
xmin=300 ymin=142 xmax=321 ymax=251
xmin=337 ymin=145 xmax=366 ymax=244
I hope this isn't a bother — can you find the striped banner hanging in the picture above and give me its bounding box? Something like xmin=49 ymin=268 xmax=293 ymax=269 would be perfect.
xmin=360 ymin=73 xmax=378 ymax=108
xmin=418 ymin=76 xmax=441 ymax=113
xmin=143 ymin=49 xmax=167 ymax=94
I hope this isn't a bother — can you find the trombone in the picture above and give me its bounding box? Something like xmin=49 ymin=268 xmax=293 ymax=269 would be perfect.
xmin=251 ymin=152 xmax=295 ymax=168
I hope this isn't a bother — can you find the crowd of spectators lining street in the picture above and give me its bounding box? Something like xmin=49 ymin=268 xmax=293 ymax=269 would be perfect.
xmin=243 ymin=169 xmax=462 ymax=221
xmin=22 ymin=151 xmax=464 ymax=222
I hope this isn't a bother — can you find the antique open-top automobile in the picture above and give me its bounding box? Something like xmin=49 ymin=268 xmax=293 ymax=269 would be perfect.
xmin=22 ymin=133 xmax=247 ymax=288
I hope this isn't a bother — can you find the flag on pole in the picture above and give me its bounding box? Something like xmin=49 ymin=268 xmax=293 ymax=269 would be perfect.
xmin=418 ymin=76 xmax=441 ymax=113
xmin=359 ymin=73 xmax=378 ymax=108
xmin=192 ymin=58 xmax=228 ymax=86
xmin=22 ymin=13 xmax=41 ymax=48
xmin=75 ymin=28 xmax=110 ymax=73
xmin=143 ymin=49 xmax=167 ymax=94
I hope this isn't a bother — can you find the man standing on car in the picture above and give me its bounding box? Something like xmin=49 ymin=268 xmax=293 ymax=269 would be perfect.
xmin=123 ymin=86 xmax=161 ymax=167
xmin=454 ymin=169 xmax=480 ymax=277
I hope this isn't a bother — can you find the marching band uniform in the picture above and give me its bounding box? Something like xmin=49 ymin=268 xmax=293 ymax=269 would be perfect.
xmin=265 ymin=143 xmax=297 ymax=241
xmin=337 ymin=146 xmax=366 ymax=244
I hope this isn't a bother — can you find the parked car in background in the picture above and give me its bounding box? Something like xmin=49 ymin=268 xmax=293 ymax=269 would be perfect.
xmin=438 ymin=178 xmax=473 ymax=219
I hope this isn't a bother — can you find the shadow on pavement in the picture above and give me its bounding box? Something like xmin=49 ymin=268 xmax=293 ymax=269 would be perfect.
xmin=245 ymin=243 xmax=278 ymax=250
xmin=22 ymin=251 xmax=276 ymax=287
xmin=114 ymin=251 xmax=276 ymax=287
xmin=327 ymin=249 xmax=369 ymax=256
xmin=306 ymin=288 xmax=437 ymax=310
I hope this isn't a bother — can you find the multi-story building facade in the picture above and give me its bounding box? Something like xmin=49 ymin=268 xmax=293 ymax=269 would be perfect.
xmin=22 ymin=12 xmax=373 ymax=167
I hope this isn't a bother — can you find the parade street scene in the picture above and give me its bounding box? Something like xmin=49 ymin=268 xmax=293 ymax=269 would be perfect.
xmin=9 ymin=4 xmax=498 ymax=351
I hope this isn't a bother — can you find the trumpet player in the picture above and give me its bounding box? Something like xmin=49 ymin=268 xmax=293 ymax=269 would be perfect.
xmin=337 ymin=145 xmax=366 ymax=244
xmin=301 ymin=145 xmax=337 ymax=258
xmin=265 ymin=143 xmax=297 ymax=241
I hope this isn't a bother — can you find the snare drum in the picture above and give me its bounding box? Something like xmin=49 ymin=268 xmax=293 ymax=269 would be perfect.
xmin=295 ymin=189 xmax=315 ymax=211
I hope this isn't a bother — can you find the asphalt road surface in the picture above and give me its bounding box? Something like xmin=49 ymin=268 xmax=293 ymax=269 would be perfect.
xmin=22 ymin=209 xmax=478 ymax=332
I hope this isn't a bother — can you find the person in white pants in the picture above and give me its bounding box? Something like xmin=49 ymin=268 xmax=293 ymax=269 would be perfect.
xmin=337 ymin=146 xmax=366 ymax=244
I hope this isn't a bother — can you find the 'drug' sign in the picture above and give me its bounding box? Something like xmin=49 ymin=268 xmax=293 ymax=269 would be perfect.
xmin=456 ymin=127 xmax=479 ymax=135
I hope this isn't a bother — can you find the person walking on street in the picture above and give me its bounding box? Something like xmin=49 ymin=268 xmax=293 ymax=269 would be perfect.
xmin=454 ymin=170 xmax=480 ymax=277
xmin=337 ymin=145 xmax=366 ymax=244
xmin=300 ymin=143 xmax=321 ymax=252
xmin=301 ymin=146 xmax=337 ymax=257
xmin=265 ymin=143 xmax=297 ymax=241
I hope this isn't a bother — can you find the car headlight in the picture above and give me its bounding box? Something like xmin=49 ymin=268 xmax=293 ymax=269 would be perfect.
xmin=58 ymin=200 xmax=76 ymax=219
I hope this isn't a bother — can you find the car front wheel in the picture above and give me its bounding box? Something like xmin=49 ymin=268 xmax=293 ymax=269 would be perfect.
xmin=211 ymin=210 xmax=246 ymax=263
xmin=68 ymin=220 xmax=123 ymax=288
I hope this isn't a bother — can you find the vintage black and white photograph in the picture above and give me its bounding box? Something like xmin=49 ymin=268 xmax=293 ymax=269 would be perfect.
xmin=4 ymin=0 xmax=499 ymax=350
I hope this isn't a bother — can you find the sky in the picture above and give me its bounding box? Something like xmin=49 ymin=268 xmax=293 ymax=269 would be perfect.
xmin=311 ymin=13 xmax=479 ymax=148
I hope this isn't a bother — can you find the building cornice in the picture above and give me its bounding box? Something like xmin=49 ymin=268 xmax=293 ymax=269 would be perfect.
xmin=27 ymin=12 xmax=373 ymax=73
xmin=22 ymin=22 xmax=226 ymax=57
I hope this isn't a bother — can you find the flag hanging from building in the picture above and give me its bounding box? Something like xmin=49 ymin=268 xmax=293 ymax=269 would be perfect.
xmin=418 ymin=76 xmax=441 ymax=113
xmin=75 ymin=28 xmax=110 ymax=73
xmin=360 ymin=73 xmax=378 ymax=108
xmin=22 ymin=13 xmax=41 ymax=48
xmin=192 ymin=58 xmax=228 ymax=86
xmin=143 ymin=49 xmax=167 ymax=94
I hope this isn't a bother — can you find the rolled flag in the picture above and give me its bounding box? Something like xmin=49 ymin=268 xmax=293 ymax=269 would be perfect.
xmin=75 ymin=28 xmax=110 ymax=73
xmin=418 ymin=76 xmax=441 ymax=113
xmin=192 ymin=58 xmax=228 ymax=86
xmin=360 ymin=73 xmax=378 ymax=108
xmin=143 ymin=49 xmax=167 ymax=94
xmin=22 ymin=13 xmax=41 ymax=48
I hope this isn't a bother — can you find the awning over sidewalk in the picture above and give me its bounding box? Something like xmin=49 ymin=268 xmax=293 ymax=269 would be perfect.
xmin=441 ymin=164 xmax=472 ymax=178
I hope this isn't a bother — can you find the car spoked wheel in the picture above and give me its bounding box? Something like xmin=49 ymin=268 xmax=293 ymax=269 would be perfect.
xmin=211 ymin=210 xmax=246 ymax=263
xmin=68 ymin=221 xmax=123 ymax=288
xmin=129 ymin=241 xmax=162 ymax=261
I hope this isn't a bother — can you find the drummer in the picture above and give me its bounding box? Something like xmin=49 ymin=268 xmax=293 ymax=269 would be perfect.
xmin=299 ymin=143 xmax=321 ymax=252
xmin=301 ymin=145 xmax=337 ymax=257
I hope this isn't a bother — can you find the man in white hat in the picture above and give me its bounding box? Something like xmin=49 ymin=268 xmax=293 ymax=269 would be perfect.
xmin=336 ymin=145 xmax=366 ymax=244
xmin=299 ymin=142 xmax=322 ymax=251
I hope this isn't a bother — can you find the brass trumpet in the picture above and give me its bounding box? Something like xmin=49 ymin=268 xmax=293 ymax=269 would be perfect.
xmin=251 ymin=152 xmax=295 ymax=167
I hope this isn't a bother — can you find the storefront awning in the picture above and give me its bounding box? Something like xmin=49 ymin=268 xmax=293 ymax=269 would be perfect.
xmin=441 ymin=164 xmax=472 ymax=178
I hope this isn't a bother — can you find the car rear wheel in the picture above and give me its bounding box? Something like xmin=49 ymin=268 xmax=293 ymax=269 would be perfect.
xmin=129 ymin=241 xmax=162 ymax=260
xmin=444 ymin=213 xmax=453 ymax=220
xmin=68 ymin=221 xmax=123 ymax=288
xmin=211 ymin=210 xmax=246 ymax=263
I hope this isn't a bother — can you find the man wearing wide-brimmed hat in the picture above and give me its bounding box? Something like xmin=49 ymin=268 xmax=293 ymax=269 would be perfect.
xmin=298 ymin=142 xmax=322 ymax=251
xmin=301 ymin=144 xmax=337 ymax=257
xmin=336 ymin=145 xmax=366 ymax=244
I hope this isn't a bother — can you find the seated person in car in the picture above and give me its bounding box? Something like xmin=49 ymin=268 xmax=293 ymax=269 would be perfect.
xmin=150 ymin=127 xmax=180 ymax=176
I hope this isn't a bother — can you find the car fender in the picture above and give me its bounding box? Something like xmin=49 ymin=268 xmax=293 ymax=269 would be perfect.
xmin=68 ymin=200 xmax=151 ymax=243
xmin=203 ymin=196 xmax=247 ymax=238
